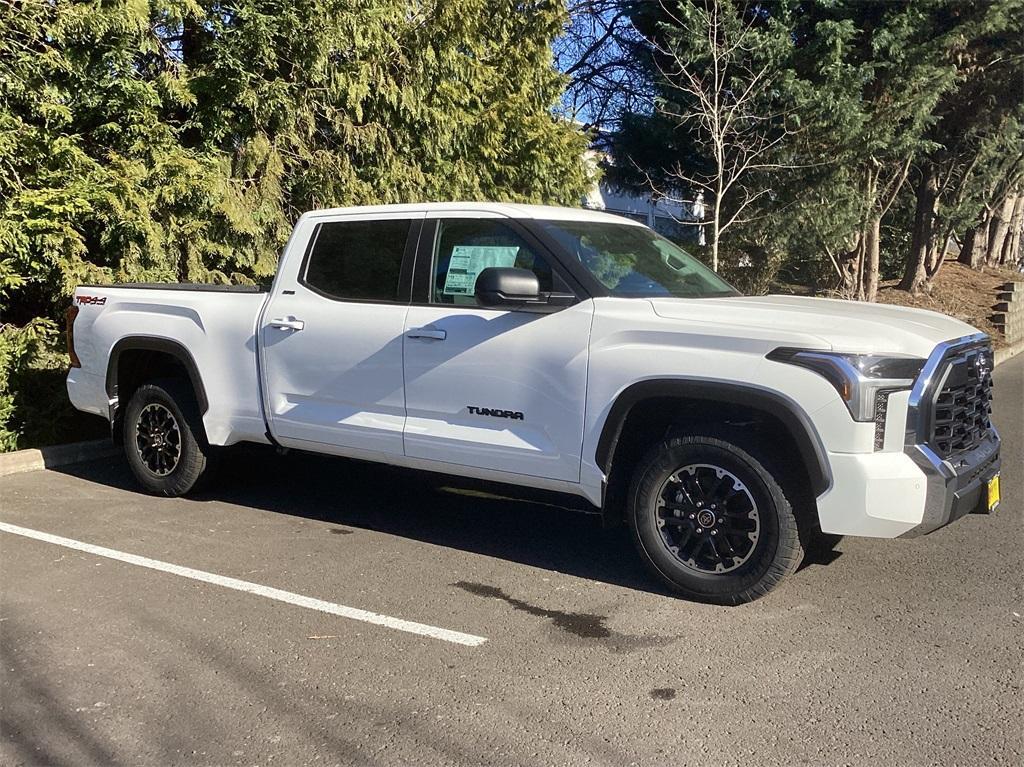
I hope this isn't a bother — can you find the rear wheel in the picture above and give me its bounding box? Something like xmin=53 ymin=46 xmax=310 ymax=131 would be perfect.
xmin=123 ymin=379 xmax=212 ymax=496
xmin=627 ymin=433 xmax=805 ymax=604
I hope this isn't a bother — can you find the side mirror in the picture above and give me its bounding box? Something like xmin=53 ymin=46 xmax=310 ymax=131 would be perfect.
xmin=475 ymin=267 xmax=541 ymax=307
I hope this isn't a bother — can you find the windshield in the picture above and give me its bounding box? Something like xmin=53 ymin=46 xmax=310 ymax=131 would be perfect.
xmin=537 ymin=220 xmax=738 ymax=299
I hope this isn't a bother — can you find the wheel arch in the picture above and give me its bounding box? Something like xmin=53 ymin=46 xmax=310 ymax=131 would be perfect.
xmin=106 ymin=337 xmax=209 ymax=441
xmin=596 ymin=379 xmax=832 ymax=499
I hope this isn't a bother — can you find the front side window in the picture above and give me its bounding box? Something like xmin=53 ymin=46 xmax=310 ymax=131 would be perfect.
xmin=431 ymin=219 xmax=559 ymax=306
xmin=304 ymin=219 xmax=411 ymax=302
xmin=537 ymin=220 xmax=737 ymax=299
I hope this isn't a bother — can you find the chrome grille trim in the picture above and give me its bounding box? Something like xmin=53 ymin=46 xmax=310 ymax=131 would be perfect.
xmin=929 ymin=345 xmax=994 ymax=457
xmin=900 ymin=332 xmax=1000 ymax=537
xmin=904 ymin=332 xmax=993 ymax=450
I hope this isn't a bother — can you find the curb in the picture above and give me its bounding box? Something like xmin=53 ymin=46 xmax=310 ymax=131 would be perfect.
xmin=0 ymin=439 xmax=120 ymax=479
xmin=994 ymin=339 xmax=1024 ymax=367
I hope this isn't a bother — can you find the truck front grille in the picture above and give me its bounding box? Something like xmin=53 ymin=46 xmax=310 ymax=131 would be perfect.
xmin=929 ymin=345 xmax=994 ymax=459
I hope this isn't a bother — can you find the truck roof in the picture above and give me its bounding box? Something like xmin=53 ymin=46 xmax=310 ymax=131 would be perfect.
xmin=300 ymin=201 xmax=647 ymax=226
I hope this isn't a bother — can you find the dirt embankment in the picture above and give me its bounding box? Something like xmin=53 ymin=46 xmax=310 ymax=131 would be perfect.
xmin=876 ymin=261 xmax=1021 ymax=347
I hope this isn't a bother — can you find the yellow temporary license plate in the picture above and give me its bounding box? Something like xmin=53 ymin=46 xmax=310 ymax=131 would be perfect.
xmin=987 ymin=474 xmax=1001 ymax=512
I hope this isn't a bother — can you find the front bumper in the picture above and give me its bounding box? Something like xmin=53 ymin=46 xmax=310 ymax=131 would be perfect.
xmin=816 ymin=332 xmax=1000 ymax=539
xmin=815 ymin=438 xmax=999 ymax=538
xmin=900 ymin=436 xmax=1000 ymax=537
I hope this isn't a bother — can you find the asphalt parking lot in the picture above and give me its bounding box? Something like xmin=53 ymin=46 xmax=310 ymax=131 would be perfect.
xmin=2 ymin=354 xmax=1022 ymax=766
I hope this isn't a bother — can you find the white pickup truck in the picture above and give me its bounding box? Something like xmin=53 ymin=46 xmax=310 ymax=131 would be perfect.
xmin=66 ymin=202 xmax=1002 ymax=604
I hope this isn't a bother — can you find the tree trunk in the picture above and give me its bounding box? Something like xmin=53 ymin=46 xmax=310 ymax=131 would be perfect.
xmin=711 ymin=182 xmax=722 ymax=271
xmin=925 ymin=225 xmax=947 ymax=276
xmin=1003 ymin=194 xmax=1024 ymax=269
xmin=986 ymin=194 xmax=1017 ymax=267
xmin=836 ymin=233 xmax=859 ymax=298
xmin=959 ymin=213 xmax=992 ymax=268
xmin=853 ymin=234 xmax=865 ymax=300
xmin=852 ymin=169 xmax=876 ymax=300
xmin=710 ymin=210 xmax=719 ymax=272
xmin=860 ymin=215 xmax=881 ymax=302
xmin=179 ymin=20 xmax=205 ymax=148
xmin=182 ymin=19 xmax=203 ymax=66
xmin=900 ymin=167 xmax=938 ymax=293
xmin=958 ymin=224 xmax=980 ymax=265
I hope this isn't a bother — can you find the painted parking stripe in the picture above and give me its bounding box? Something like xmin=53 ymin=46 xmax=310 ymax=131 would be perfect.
xmin=0 ymin=521 xmax=487 ymax=647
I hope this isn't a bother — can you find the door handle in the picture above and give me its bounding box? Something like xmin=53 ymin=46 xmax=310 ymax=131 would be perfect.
xmin=406 ymin=327 xmax=446 ymax=341
xmin=269 ymin=317 xmax=305 ymax=331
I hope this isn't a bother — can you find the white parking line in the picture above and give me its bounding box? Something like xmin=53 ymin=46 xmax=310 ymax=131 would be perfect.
xmin=0 ymin=521 xmax=487 ymax=647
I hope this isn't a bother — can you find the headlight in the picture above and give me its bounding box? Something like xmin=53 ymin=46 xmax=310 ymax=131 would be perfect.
xmin=767 ymin=348 xmax=925 ymax=422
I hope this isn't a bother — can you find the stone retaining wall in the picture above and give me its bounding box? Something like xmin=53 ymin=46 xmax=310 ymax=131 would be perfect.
xmin=993 ymin=281 xmax=1024 ymax=345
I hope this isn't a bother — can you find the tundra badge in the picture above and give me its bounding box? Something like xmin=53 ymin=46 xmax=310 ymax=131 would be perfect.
xmin=467 ymin=406 xmax=524 ymax=421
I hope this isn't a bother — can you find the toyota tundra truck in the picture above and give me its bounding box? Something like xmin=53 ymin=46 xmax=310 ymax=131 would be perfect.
xmin=65 ymin=202 xmax=1002 ymax=604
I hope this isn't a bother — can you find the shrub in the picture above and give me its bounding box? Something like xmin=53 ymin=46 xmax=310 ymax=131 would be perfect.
xmin=0 ymin=319 xmax=105 ymax=451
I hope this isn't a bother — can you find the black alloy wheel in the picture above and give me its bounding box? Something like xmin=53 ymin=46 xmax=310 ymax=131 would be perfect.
xmin=628 ymin=432 xmax=806 ymax=605
xmin=655 ymin=463 xmax=760 ymax=574
xmin=135 ymin=403 xmax=182 ymax=477
xmin=123 ymin=379 xmax=213 ymax=496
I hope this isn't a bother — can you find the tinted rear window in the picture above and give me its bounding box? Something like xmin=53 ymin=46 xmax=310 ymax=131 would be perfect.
xmin=304 ymin=219 xmax=411 ymax=302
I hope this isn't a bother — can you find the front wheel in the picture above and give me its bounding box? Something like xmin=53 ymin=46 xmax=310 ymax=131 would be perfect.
xmin=123 ymin=379 xmax=212 ymax=496
xmin=627 ymin=433 xmax=805 ymax=605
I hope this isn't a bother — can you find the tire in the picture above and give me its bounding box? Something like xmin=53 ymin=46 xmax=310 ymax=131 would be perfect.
xmin=123 ymin=378 xmax=212 ymax=496
xmin=627 ymin=432 xmax=805 ymax=605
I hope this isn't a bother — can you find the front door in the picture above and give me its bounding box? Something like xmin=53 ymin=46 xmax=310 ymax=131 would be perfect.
xmin=261 ymin=212 xmax=421 ymax=457
xmin=402 ymin=216 xmax=592 ymax=482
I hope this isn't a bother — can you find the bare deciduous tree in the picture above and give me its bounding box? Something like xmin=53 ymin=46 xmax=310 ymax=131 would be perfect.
xmin=644 ymin=0 xmax=801 ymax=271
xmin=554 ymin=0 xmax=652 ymax=140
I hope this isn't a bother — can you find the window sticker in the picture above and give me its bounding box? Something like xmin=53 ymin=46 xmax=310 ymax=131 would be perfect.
xmin=442 ymin=245 xmax=520 ymax=295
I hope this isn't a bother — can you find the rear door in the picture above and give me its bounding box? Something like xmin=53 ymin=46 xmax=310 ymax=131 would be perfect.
xmin=261 ymin=212 xmax=423 ymax=457
xmin=402 ymin=214 xmax=593 ymax=482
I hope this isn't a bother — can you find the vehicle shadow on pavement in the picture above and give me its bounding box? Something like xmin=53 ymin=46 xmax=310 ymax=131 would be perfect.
xmin=55 ymin=444 xmax=841 ymax=595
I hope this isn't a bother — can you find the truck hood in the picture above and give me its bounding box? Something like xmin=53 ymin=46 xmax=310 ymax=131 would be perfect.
xmin=649 ymin=294 xmax=982 ymax=358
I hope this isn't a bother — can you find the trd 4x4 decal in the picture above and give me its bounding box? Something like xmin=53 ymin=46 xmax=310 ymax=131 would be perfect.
xmin=75 ymin=295 xmax=107 ymax=306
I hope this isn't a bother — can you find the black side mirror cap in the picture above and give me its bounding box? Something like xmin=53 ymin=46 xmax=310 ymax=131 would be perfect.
xmin=475 ymin=267 xmax=541 ymax=307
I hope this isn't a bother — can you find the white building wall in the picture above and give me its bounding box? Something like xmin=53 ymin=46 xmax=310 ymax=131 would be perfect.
xmin=583 ymin=176 xmax=705 ymax=245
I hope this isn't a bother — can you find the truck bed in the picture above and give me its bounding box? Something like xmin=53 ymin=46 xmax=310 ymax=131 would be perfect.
xmin=68 ymin=284 xmax=271 ymax=447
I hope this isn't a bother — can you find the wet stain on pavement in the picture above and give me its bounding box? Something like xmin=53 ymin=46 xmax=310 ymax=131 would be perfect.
xmin=650 ymin=688 xmax=677 ymax=700
xmin=453 ymin=581 xmax=679 ymax=651
xmin=454 ymin=581 xmax=610 ymax=638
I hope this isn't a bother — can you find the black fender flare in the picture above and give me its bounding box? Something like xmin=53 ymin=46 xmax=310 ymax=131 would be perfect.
xmin=105 ymin=336 xmax=209 ymax=414
xmin=595 ymin=379 xmax=832 ymax=497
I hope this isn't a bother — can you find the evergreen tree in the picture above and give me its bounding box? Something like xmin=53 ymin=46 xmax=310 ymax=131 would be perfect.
xmin=892 ymin=0 xmax=1024 ymax=291
xmin=0 ymin=0 xmax=591 ymax=325
xmin=606 ymin=0 xmax=1023 ymax=296
xmin=0 ymin=0 xmax=590 ymax=449
xmin=789 ymin=0 xmax=964 ymax=301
